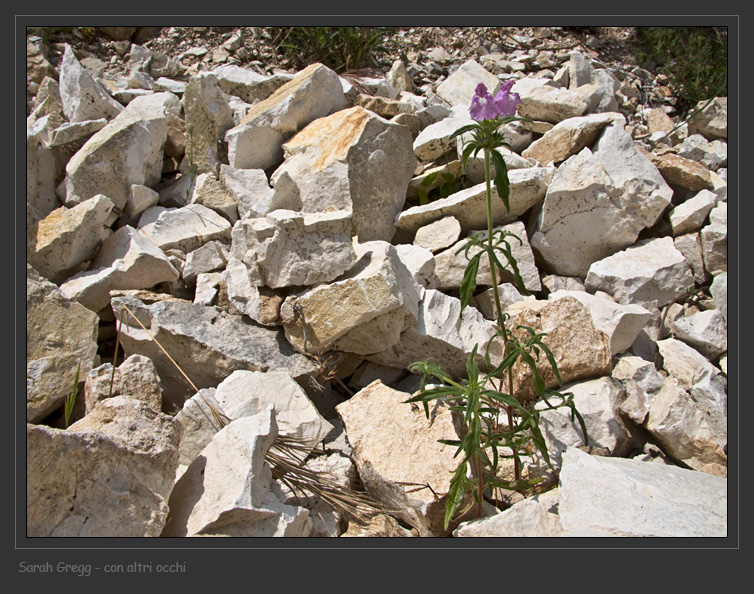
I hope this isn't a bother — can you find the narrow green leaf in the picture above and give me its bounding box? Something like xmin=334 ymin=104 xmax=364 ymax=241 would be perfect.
xmin=458 ymin=253 xmax=482 ymax=313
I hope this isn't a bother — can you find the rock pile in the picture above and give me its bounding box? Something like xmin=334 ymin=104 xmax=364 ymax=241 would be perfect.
xmin=26 ymin=27 xmax=728 ymax=538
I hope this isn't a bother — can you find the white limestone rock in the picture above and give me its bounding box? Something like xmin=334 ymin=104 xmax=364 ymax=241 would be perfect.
xmin=270 ymin=105 xmax=416 ymax=243
xmin=59 ymin=44 xmax=124 ymax=123
xmin=219 ymin=165 xmax=274 ymax=219
xmin=645 ymin=376 xmax=727 ymax=477
xmin=584 ymin=237 xmax=695 ymax=307
xmin=181 ymin=73 xmax=235 ymax=176
xmin=521 ymin=112 xmax=625 ymax=166
xmin=671 ymin=308 xmax=728 ymax=360
xmin=433 ymin=222 xmax=542 ymax=293
xmin=137 ymin=203 xmax=232 ymax=253
xmin=63 ymin=92 xmax=179 ymax=209
xmin=529 ymin=125 xmax=673 ymax=278
xmin=701 ymin=202 xmax=727 ymax=276
xmin=162 ymin=409 xmax=311 ymax=537
xmin=397 ymin=167 xmax=554 ymax=237
xmin=27 ymin=396 xmax=181 ymax=537
xmin=367 ymin=289 xmax=503 ymax=379
xmin=59 ymin=225 xmax=179 ymax=313
xmin=28 ymin=194 xmax=116 ymax=284
xmin=281 ymin=240 xmax=421 ymax=356
xmin=413 ymin=215 xmax=461 ymax=253
xmin=558 ymin=446 xmax=726 ymax=536
xmin=536 ymin=376 xmax=643 ymax=469
xmin=669 ymin=189 xmax=718 ymax=236
xmin=230 ymin=209 xmax=356 ymax=289
xmin=710 ymin=272 xmax=727 ymax=323
xmin=512 ymin=77 xmax=589 ymax=123
xmin=111 ymin=296 xmax=316 ymax=411
xmin=454 ymin=495 xmax=564 ymax=537
xmin=436 ymin=59 xmax=501 ymax=108
xmin=84 ymin=354 xmax=164 ymax=414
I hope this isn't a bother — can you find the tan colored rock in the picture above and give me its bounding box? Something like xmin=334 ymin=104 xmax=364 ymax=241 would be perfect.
xmin=282 ymin=241 xmax=421 ymax=356
xmin=28 ymin=195 xmax=115 ymax=284
xmin=505 ymin=296 xmax=613 ymax=403
xmin=650 ymin=151 xmax=713 ymax=192
xmin=336 ymin=381 xmax=468 ymax=536
xmin=646 ymin=107 xmax=674 ymax=134
xmin=26 ymin=265 xmax=100 ymax=422
xmin=27 ymin=396 xmax=181 ymax=537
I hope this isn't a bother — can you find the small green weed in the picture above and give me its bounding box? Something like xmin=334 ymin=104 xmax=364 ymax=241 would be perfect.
xmin=275 ymin=26 xmax=387 ymax=73
xmin=635 ymin=26 xmax=727 ymax=115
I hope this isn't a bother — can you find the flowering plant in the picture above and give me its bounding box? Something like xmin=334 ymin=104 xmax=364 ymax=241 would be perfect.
xmin=406 ymin=80 xmax=587 ymax=530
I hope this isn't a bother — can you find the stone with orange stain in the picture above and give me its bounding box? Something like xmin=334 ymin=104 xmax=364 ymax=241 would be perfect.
xmin=269 ymin=106 xmax=416 ymax=242
xmin=224 ymin=63 xmax=347 ymax=171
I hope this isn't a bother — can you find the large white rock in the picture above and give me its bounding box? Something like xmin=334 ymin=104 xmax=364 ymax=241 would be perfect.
xmin=558 ymin=446 xmax=726 ymax=536
xmin=27 ymin=396 xmax=181 ymax=537
xmin=269 ymin=105 xmax=416 ymax=242
xmin=230 ymin=209 xmax=356 ymax=289
xmin=669 ymin=189 xmax=718 ymax=236
xmin=26 ymin=265 xmax=100 ymax=422
xmin=512 ymin=77 xmax=589 ymax=123
xmin=671 ymin=308 xmax=727 ymax=359
xmin=212 ymin=370 xmax=332 ymax=449
xmin=137 ymin=203 xmax=232 ymax=253
xmin=710 ymin=272 xmax=727 ymax=323
xmin=282 ymin=240 xmax=421 ymax=356
xmin=336 ymin=381 xmax=468 ymax=536
xmin=63 ymin=92 xmax=179 ymax=209
xmin=59 ymin=225 xmax=179 ymax=313
xmin=547 ymin=290 xmax=652 ymax=356
xmin=529 ymin=125 xmax=673 ymax=277
xmin=645 ymin=376 xmax=727 ymax=477
xmin=585 ymin=237 xmax=695 ymax=307
xmin=58 ymin=44 xmax=124 ymax=123
xmin=656 ymin=337 xmax=721 ymax=390
xmin=162 ymin=409 xmax=311 ymax=537
xmin=219 ymin=165 xmax=274 ymax=219
xmin=454 ymin=492 xmax=563 ymax=537
xmin=436 ymin=59 xmax=501 ymax=108
xmin=412 ymin=110 xmax=474 ymax=161
xmin=28 ymin=194 xmax=115 ymax=284
xmin=181 ymin=73 xmax=235 ymax=176
xmin=225 ymin=62 xmax=347 ymax=171
xmin=111 ymin=296 xmax=316 ymax=411
xmin=396 ymin=167 xmax=554 ymax=237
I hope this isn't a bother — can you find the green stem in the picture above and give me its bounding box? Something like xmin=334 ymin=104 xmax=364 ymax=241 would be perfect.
xmin=483 ymin=147 xmax=521 ymax=483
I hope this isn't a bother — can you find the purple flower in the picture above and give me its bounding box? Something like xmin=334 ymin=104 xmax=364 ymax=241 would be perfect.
xmin=469 ymin=80 xmax=522 ymax=121
xmin=469 ymin=83 xmax=499 ymax=121
xmin=493 ymin=79 xmax=522 ymax=117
